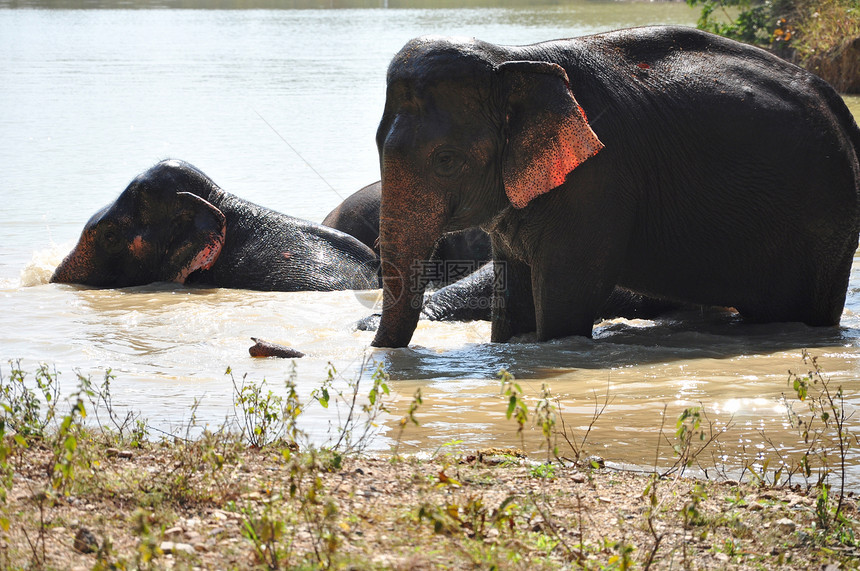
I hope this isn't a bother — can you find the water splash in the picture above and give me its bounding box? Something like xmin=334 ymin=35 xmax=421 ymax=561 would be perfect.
xmin=19 ymin=244 xmax=69 ymax=287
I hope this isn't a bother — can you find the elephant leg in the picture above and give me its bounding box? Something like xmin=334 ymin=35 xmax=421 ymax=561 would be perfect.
xmin=491 ymin=238 xmax=536 ymax=342
xmin=530 ymin=222 xmax=625 ymax=340
xmin=737 ymin=241 xmax=854 ymax=327
xmin=532 ymin=270 xmax=609 ymax=340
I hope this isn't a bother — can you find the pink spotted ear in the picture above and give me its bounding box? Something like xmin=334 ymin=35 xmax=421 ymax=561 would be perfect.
xmin=165 ymin=192 xmax=226 ymax=283
xmin=497 ymin=61 xmax=603 ymax=209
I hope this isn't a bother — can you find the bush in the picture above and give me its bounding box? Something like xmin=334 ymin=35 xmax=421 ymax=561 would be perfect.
xmin=686 ymin=0 xmax=860 ymax=92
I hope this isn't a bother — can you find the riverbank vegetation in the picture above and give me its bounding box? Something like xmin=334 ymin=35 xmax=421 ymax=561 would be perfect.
xmin=687 ymin=0 xmax=860 ymax=92
xmin=0 ymin=355 xmax=858 ymax=569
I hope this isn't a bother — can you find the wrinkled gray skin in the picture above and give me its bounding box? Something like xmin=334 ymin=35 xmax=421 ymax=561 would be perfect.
xmin=372 ymin=26 xmax=860 ymax=347
xmin=355 ymin=262 xmax=691 ymax=330
xmin=52 ymin=160 xmax=379 ymax=291
xmin=420 ymin=263 xmax=692 ymax=323
xmin=322 ymin=182 xmax=384 ymax=255
xmin=326 ymin=182 xmax=687 ymax=327
xmin=322 ymin=181 xmax=492 ymax=286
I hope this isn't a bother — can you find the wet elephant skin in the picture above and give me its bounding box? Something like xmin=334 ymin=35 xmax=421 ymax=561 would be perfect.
xmin=322 ymin=181 xmax=492 ymax=286
xmin=371 ymin=26 xmax=860 ymax=347
xmin=52 ymin=160 xmax=379 ymax=292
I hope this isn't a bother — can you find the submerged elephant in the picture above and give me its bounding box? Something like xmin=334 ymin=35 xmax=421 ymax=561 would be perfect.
xmin=356 ymin=261 xmax=691 ymax=330
xmin=371 ymin=26 xmax=860 ymax=347
xmin=322 ymin=182 xmax=383 ymax=255
xmin=322 ymin=181 xmax=492 ymax=286
xmin=52 ymin=160 xmax=379 ymax=291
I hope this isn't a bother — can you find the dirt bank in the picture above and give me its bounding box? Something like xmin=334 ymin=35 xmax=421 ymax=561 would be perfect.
xmin=4 ymin=442 xmax=858 ymax=570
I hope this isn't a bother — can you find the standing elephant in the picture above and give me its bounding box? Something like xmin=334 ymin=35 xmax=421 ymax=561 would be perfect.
xmin=52 ymin=160 xmax=379 ymax=291
xmin=322 ymin=181 xmax=492 ymax=286
xmin=371 ymin=26 xmax=860 ymax=347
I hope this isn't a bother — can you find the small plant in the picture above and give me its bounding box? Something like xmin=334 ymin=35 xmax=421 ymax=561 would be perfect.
xmin=529 ymin=463 xmax=556 ymax=479
xmin=785 ymin=350 xmax=857 ymax=528
xmin=132 ymin=509 xmax=163 ymax=570
xmin=431 ymin=438 xmax=464 ymax=461
xmin=534 ymin=382 xmax=557 ymax=463
xmin=605 ymin=537 xmax=636 ymax=570
xmin=681 ymin=482 xmax=709 ymax=567
xmin=2 ymin=357 xmax=859 ymax=569
xmin=86 ymin=368 xmax=148 ymax=447
xmin=311 ymin=359 xmax=391 ymax=453
xmin=641 ymin=474 xmax=665 ymax=571
xmin=231 ymin=368 xmax=288 ymax=448
xmin=498 ymin=369 xmax=528 ymax=447
xmin=417 ymin=492 xmax=519 ymax=540
xmin=50 ymin=378 xmax=91 ymax=495
xmin=0 ymin=361 xmax=61 ymax=441
xmin=555 ymin=380 xmax=612 ymax=466
xmin=681 ymin=482 xmax=708 ymax=528
xmin=242 ymin=504 xmax=288 ymax=569
xmin=0 ymin=363 xmax=93 ymax=568
xmin=661 ymin=404 xmax=729 ymax=479
xmin=392 ymin=387 xmax=422 ymax=458
xmin=674 ymin=407 xmax=704 ymax=464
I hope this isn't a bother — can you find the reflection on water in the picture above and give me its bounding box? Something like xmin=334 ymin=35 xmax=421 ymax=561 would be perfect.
xmin=1 ymin=3 xmax=859 ymax=488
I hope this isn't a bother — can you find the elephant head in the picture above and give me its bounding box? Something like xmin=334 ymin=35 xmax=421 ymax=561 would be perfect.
xmin=371 ymin=37 xmax=603 ymax=347
xmin=51 ymin=160 xmax=227 ymax=288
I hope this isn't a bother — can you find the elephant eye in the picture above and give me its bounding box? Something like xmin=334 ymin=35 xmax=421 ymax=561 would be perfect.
xmin=431 ymin=149 xmax=466 ymax=178
xmin=100 ymin=226 xmax=124 ymax=254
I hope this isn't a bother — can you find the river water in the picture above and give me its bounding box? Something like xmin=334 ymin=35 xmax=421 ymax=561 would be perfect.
xmin=2 ymin=2 xmax=860 ymax=486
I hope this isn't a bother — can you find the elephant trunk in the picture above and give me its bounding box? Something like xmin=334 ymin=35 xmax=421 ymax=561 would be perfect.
xmin=371 ymin=168 xmax=447 ymax=348
xmin=51 ymin=235 xmax=94 ymax=284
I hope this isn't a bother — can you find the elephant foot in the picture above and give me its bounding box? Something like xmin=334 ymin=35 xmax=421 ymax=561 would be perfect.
xmin=248 ymin=337 xmax=305 ymax=359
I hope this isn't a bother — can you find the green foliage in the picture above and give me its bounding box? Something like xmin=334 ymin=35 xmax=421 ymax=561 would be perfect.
xmin=785 ymin=350 xmax=857 ymax=530
xmin=230 ymin=367 xmax=292 ymax=449
xmin=50 ymin=378 xmax=91 ymax=495
xmin=686 ymin=0 xmax=860 ymax=63
xmin=605 ymin=538 xmax=636 ymax=570
xmin=132 ymin=509 xmax=163 ymax=570
xmin=88 ymin=368 xmax=148 ymax=447
xmin=417 ymin=493 xmax=520 ymax=540
xmin=0 ymin=361 xmax=60 ymax=441
xmin=1 ymin=356 xmax=858 ymax=568
xmin=674 ymin=407 xmax=705 ymax=458
xmin=241 ymin=504 xmax=288 ymax=569
xmin=687 ymin=0 xmax=777 ymax=45
xmin=310 ymin=360 xmax=392 ymax=454
xmin=529 ymin=463 xmax=556 ymax=479
xmin=682 ymin=483 xmax=709 ymax=528
xmin=662 ymin=405 xmax=730 ymax=479
xmin=534 ymin=382 xmax=558 ymax=463
xmin=392 ymin=387 xmax=424 ymax=458
xmin=228 ymin=360 xmax=395 ymax=568
xmin=498 ymin=369 xmax=528 ymax=445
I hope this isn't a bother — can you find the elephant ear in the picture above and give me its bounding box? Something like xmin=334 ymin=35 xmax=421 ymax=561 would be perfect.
xmin=497 ymin=60 xmax=604 ymax=209
xmin=164 ymin=192 xmax=227 ymax=284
